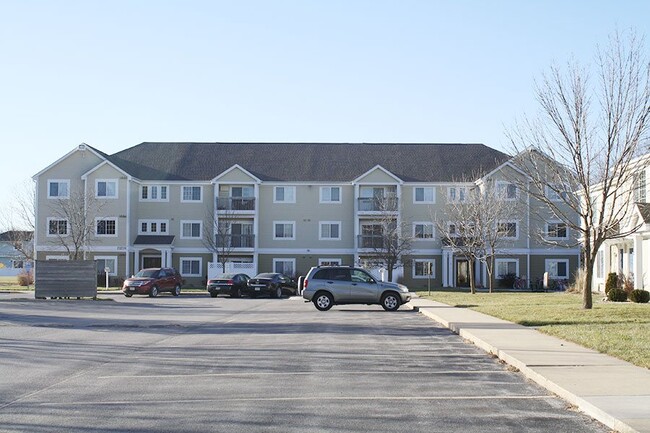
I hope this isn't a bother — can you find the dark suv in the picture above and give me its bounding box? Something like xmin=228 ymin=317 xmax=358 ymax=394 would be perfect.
xmin=302 ymin=266 xmax=411 ymax=311
xmin=123 ymin=267 xmax=183 ymax=297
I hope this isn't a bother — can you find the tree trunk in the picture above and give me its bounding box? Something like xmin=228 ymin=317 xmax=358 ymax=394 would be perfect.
xmin=469 ymin=259 xmax=476 ymax=294
xmin=582 ymin=253 xmax=595 ymax=310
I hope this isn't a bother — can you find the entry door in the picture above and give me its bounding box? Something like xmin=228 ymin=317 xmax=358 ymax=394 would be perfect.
xmin=142 ymin=256 xmax=161 ymax=269
xmin=456 ymin=259 xmax=470 ymax=287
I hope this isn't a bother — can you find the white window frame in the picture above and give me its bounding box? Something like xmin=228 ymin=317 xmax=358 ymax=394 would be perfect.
xmin=180 ymin=257 xmax=202 ymax=277
xmin=180 ymin=220 xmax=203 ymax=239
xmin=47 ymin=218 xmax=69 ymax=237
xmin=181 ymin=185 xmax=203 ymax=203
xmin=545 ymin=221 xmax=568 ymax=240
xmin=545 ymin=259 xmax=569 ymax=279
xmin=318 ymin=258 xmax=342 ymax=266
xmin=497 ymin=220 xmax=519 ymax=240
xmin=95 ymin=179 xmax=118 ymax=199
xmin=320 ymin=186 xmax=342 ymax=204
xmin=447 ymin=186 xmax=467 ymax=202
xmin=413 ymin=259 xmax=436 ymax=279
xmin=95 ymin=217 xmax=118 ymax=237
xmin=495 ymin=258 xmax=519 ymax=279
xmin=273 ymin=258 xmax=296 ymax=275
xmin=47 ymin=179 xmax=70 ymax=199
xmin=413 ymin=222 xmax=435 ymax=240
xmin=95 ymin=255 xmax=118 ymax=276
xmin=273 ymin=221 xmax=295 ymax=240
xmin=319 ymin=221 xmax=341 ymax=240
xmin=274 ymin=186 xmax=296 ymax=203
xmin=140 ymin=185 xmax=169 ymax=202
xmin=138 ymin=219 xmax=170 ymax=235
xmin=545 ymin=184 xmax=565 ymax=202
xmin=413 ymin=186 xmax=435 ymax=204
xmin=46 ymin=255 xmax=69 ymax=261
xmin=496 ymin=181 xmax=518 ymax=201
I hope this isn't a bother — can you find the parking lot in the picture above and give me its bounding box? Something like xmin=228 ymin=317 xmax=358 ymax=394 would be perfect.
xmin=0 ymin=293 xmax=608 ymax=433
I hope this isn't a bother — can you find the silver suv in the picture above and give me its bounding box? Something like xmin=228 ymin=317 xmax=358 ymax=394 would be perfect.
xmin=302 ymin=266 xmax=411 ymax=311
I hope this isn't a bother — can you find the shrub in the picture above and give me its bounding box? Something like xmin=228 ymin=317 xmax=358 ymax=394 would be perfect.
xmin=17 ymin=270 xmax=34 ymax=286
xmin=607 ymin=288 xmax=628 ymax=302
xmin=619 ymin=273 xmax=634 ymax=294
xmin=629 ymin=289 xmax=650 ymax=303
xmin=566 ymin=268 xmax=584 ymax=294
xmin=605 ymin=273 xmax=618 ymax=295
xmin=499 ymin=273 xmax=516 ymax=288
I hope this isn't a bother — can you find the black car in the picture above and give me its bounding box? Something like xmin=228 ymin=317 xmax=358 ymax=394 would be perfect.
xmin=246 ymin=273 xmax=297 ymax=298
xmin=207 ymin=273 xmax=250 ymax=298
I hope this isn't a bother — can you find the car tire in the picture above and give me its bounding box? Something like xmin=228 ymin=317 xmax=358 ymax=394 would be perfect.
xmin=381 ymin=292 xmax=400 ymax=311
xmin=313 ymin=292 xmax=333 ymax=311
xmin=149 ymin=286 xmax=159 ymax=298
xmin=172 ymin=284 xmax=181 ymax=297
xmin=124 ymin=293 xmax=132 ymax=298
xmin=230 ymin=287 xmax=241 ymax=298
xmin=275 ymin=286 xmax=283 ymax=299
xmin=210 ymin=292 xmax=218 ymax=298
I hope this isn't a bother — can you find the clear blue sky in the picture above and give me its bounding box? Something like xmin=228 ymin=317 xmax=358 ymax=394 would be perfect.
xmin=1 ymin=0 xmax=649 ymax=218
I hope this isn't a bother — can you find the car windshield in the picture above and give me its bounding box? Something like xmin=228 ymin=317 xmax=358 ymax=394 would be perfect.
xmin=217 ymin=274 xmax=235 ymax=279
xmin=134 ymin=269 xmax=158 ymax=278
xmin=255 ymin=273 xmax=276 ymax=279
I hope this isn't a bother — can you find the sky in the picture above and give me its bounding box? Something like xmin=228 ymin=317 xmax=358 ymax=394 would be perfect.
xmin=1 ymin=0 xmax=649 ymax=226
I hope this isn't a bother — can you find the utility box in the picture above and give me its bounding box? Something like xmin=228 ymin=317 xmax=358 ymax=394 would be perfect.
xmin=34 ymin=260 xmax=98 ymax=299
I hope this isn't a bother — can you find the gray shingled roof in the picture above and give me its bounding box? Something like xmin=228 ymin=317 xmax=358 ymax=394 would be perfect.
xmin=106 ymin=142 xmax=511 ymax=182
xmin=637 ymin=203 xmax=650 ymax=224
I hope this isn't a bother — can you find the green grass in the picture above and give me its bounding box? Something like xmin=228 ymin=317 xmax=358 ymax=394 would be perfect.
xmin=417 ymin=289 xmax=650 ymax=369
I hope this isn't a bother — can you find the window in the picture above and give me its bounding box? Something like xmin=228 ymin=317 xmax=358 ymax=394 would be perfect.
xmin=231 ymin=186 xmax=254 ymax=197
xmin=181 ymin=221 xmax=202 ymax=239
xmin=448 ymin=186 xmax=467 ymax=202
xmin=47 ymin=218 xmax=68 ymax=236
xmin=273 ymin=258 xmax=295 ymax=275
xmin=96 ymin=179 xmax=117 ymax=198
xmin=181 ymin=186 xmax=202 ymax=202
xmin=414 ymin=223 xmax=434 ymax=240
xmin=634 ymin=170 xmax=647 ymax=203
xmin=96 ymin=218 xmax=117 ymax=236
xmin=414 ymin=187 xmax=435 ymax=203
xmin=274 ymin=221 xmax=295 ymax=240
xmin=320 ymin=186 xmax=341 ymax=203
xmin=274 ymin=186 xmax=296 ymax=203
xmin=413 ymin=259 xmax=435 ymax=278
xmin=318 ymin=258 xmax=342 ymax=266
xmin=180 ymin=257 xmax=202 ymax=276
xmin=545 ymin=184 xmax=566 ymax=202
xmin=96 ymin=256 xmax=117 ymax=276
xmin=546 ymin=259 xmax=569 ymax=279
xmin=138 ymin=220 xmax=169 ymax=234
xmin=496 ymin=181 xmax=517 ymax=200
xmin=496 ymin=259 xmax=518 ymax=279
xmin=497 ymin=221 xmax=518 ymax=239
xmin=141 ymin=185 xmax=168 ymax=201
xmin=546 ymin=222 xmax=568 ymax=239
xmin=319 ymin=221 xmax=341 ymax=240
xmin=47 ymin=180 xmax=70 ymax=198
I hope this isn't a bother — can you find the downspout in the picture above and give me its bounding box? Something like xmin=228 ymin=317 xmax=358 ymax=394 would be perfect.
xmin=125 ymin=177 xmax=131 ymax=279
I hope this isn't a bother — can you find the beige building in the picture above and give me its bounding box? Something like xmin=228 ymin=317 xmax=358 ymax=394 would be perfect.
xmin=33 ymin=142 xmax=580 ymax=289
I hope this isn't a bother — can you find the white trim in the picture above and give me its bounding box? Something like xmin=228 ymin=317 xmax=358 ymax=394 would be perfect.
xmin=545 ymin=258 xmax=570 ymax=279
xmin=495 ymin=258 xmax=519 ymax=279
xmin=447 ymin=186 xmax=467 ymax=202
xmin=273 ymin=221 xmax=295 ymax=240
xmin=81 ymin=159 xmax=131 ymax=179
xmin=140 ymin=185 xmax=170 ymax=202
xmin=95 ymin=217 xmax=118 ymax=237
xmin=272 ymin=258 xmax=296 ymax=274
xmin=180 ymin=257 xmax=203 ymax=277
xmin=181 ymin=185 xmax=203 ymax=203
xmin=138 ymin=219 xmax=170 ymax=235
xmin=413 ymin=222 xmax=435 ymax=240
xmin=319 ymin=221 xmax=342 ymax=241
xmin=497 ymin=220 xmax=519 ymax=240
xmin=46 ymin=217 xmax=69 ymax=237
xmin=180 ymin=220 xmax=203 ymax=239
xmin=273 ymin=186 xmax=296 ymax=203
xmin=211 ymin=164 xmax=262 ymax=183
xmin=33 ymin=143 xmax=106 ymax=179
xmin=413 ymin=258 xmax=436 ymax=279
xmin=353 ymin=164 xmax=403 ymax=184
xmin=545 ymin=220 xmax=569 ymax=240
xmin=257 ymin=248 xmax=355 ymax=254
xmin=45 ymin=255 xmax=69 ymax=260
xmin=95 ymin=179 xmax=119 ymax=199
xmin=319 ymin=186 xmax=342 ymax=204
xmin=94 ymin=255 xmax=118 ymax=276
xmin=47 ymin=179 xmax=70 ymax=199
xmin=413 ymin=186 xmax=436 ymax=204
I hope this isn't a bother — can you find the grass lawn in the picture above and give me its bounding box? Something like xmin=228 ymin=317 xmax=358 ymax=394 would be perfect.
xmin=416 ymin=289 xmax=650 ymax=369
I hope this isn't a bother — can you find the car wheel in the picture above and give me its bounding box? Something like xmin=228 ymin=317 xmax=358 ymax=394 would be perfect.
xmin=210 ymin=292 xmax=218 ymax=298
xmin=381 ymin=292 xmax=400 ymax=311
xmin=124 ymin=293 xmax=132 ymax=298
xmin=313 ymin=292 xmax=333 ymax=311
xmin=149 ymin=286 xmax=159 ymax=298
xmin=172 ymin=284 xmax=181 ymax=297
xmin=230 ymin=287 xmax=241 ymax=298
xmin=275 ymin=286 xmax=283 ymax=299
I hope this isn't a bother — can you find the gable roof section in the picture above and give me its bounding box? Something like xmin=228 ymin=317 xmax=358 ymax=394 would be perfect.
xmin=353 ymin=165 xmax=403 ymax=183
xmin=105 ymin=142 xmax=511 ymax=183
xmin=33 ymin=143 xmax=107 ymax=179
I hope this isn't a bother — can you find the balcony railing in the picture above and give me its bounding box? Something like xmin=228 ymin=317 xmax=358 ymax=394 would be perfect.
xmin=216 ymin=234 xmax=255 ymax=249
xmin=357 ymin=197 xmax=398 ymax=212
xmin=357 ymin=235 xmax=398 ymax=249
xmin=216 ymin=197 xmax=256 ymax=211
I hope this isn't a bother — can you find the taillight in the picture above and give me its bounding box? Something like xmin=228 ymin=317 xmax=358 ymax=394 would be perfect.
xmin=304 ymin=279 xmax=308 ymax=289
xmin=227 ymin=279 xmax=234 ymax=284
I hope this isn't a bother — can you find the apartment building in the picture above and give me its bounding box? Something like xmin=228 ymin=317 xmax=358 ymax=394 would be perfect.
xmin=33 ymin=142 xmax=580 ymax=289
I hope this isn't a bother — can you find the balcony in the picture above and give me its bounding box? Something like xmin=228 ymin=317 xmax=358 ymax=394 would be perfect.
xmin=216 ymin=197 xmax=256 ymax=213
xmin=357 ymin=196 xmax=398 ymax=213
xmin=216 ymin=234 xmax=255 ymax=249
xmin=357 ymin=235 xmax=397 ymax=250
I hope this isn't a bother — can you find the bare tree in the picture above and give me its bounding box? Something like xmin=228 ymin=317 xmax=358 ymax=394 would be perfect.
xmin=0 ymin=180 xmax=36 ymax=263
xmin=507 ymin=30 xmax=650 ymax=309
xmin=359 ymin=194 xmax=413 ymax=281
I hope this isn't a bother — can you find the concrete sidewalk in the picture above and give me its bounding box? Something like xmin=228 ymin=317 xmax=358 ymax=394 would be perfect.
xmin=408 ymin=297 xmax=650 ymax=433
